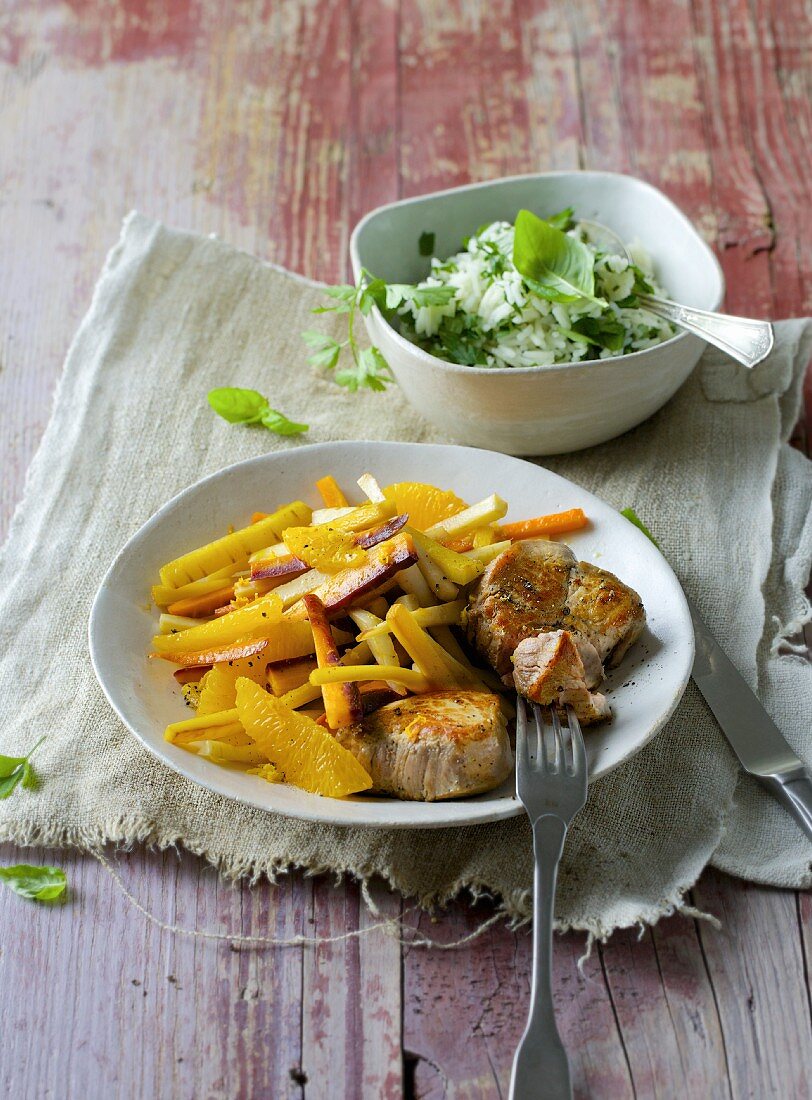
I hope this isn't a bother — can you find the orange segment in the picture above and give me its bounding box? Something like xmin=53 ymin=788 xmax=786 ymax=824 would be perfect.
xmin=283 ymin=524 xmax=367 ymax=573
xmin=235 ymin=679 xmax=372 ymax=797
xmin=382 ymin=482 xmax=467 ymax=532
xmin=197 ymin=654 xmax=268 ymax=715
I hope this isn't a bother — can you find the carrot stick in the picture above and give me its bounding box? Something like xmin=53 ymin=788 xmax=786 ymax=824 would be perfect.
xmin=303 ymin=593 xmax=363 ymax=729
xmin=499 ymin=508 xmax=588 ymax=541
xmin=316 ymin=475 xmax=349 ymax=509
xmin=168 ymin=585 xmax=236 ymax=618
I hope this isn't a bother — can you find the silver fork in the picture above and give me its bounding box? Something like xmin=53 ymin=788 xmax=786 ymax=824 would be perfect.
xmin=509 ymin=699 xmax=589 ymax=1100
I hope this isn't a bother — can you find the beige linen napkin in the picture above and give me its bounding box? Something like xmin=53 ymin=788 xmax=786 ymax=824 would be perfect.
xmin=0 ymin=213 xmax=809 ymax=935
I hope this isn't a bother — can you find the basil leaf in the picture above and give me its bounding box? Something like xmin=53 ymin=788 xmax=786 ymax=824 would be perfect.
xmin=571 ymin=315 xmax=626 ymax=352
xmin=208 ymin=388 xmax=308 ymax=435
xmin=418 ymin=231 xmax=435 ymax=256
xmin=546 ymin=206 xmax=575 ymax=232
xmin=0 ymin=753 xmax=27 ymax=779
xmin=621 ymin=507 xmax=660 ymax=548
xmin=0 ymin=864 xmax=67 ymax=902
xmin=632 ymin=266 xmax=654 ymax=295
xmin=0 ymin=736 xmax=44 ymax=799
xmin=258 ymin=408 xmax=308 ymax=436
xmin=208 ymin=387 xmax=268 ymax=424
xmin=513 ymin=209 xmax=604 ymax=305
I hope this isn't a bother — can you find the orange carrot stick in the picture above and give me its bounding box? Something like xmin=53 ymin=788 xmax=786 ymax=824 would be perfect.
xmin=316 ymin=475 xmax=349 ymax=509
xmin=304 ymin=593 xmax=362 ymax=729
xmin=499 ymin=508 xmax=589 ymax=541
xmin=168 ymin=585 xmax=236 ymax=618
xmin=251 ymin=511 xmax=270 ymax=524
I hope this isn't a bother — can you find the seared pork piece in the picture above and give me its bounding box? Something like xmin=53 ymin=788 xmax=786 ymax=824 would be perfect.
xmin=512 ymin=631 xmax=610 ymax=725
xmin=466 ymin=540 xmax=576 ymax=676
xmin=467 ymin=539 xmax=645 ymax=674
xmin=335 ymin=691 xmax=511 ymax=801
xmin=562 ymin=561 xmax=645 ymax=666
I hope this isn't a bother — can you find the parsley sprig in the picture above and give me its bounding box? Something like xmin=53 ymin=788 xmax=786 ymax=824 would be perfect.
xmin=303 ymin=270 xmax=455 ymax=393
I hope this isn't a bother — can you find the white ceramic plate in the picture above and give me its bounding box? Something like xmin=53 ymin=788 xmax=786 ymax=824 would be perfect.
xmin=89 ymin=441 xmax=694 ymax=829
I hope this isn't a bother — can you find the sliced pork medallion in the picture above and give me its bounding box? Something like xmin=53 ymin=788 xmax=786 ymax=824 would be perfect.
xmin=512 ymin=631 xmax=611 ymax=725
xmin=466 ymin=540 xmax=577 ymax=676
xmin=335 ymin=691 xmax=512 ymax=801
xmin=466 ymin=539 xmax=645 ymax=676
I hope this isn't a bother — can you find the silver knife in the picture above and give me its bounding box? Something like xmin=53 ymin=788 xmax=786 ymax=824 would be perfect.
xmin=689 ymin=597 xmax=812 ymax=842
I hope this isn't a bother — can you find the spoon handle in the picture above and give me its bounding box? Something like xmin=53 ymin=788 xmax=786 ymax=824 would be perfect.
xmin=639 ymin=295 xmax=774 ymax=369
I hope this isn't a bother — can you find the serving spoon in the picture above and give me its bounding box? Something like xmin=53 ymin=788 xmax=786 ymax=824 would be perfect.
xmin=579 ymin=220 xmax=774 ymax=369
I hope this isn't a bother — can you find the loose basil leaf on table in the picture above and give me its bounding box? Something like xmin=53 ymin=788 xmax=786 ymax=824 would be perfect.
xmin=513 ymin=208 xmax=605 ymax=306
xmin=0 ymin=864 xmax=67 ymax=902
xmin=0 ymin=735 xmax=44 ymax=799
xmin=208 ymin=388 xmax=308 ymax=436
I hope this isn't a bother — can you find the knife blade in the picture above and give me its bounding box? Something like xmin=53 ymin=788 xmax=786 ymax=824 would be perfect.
xmin=689 ymin=597 xmax=812 ymax=842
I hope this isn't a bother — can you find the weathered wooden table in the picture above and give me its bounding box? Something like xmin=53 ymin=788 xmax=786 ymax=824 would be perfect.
xmin=1 ymin=3 xmax=810 ymax=1096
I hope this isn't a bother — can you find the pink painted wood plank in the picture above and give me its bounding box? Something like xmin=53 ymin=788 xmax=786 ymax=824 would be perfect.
xmin=692 ymin=870 xmax=812 ymax=1099
xmin=599 ymin=921 xmax=730 ymax=1098
xmin=402 ymin=902 xmax=635 ymax=1099
xmin=300 ymin=877 xmax=403 ymax=1099
xmin=0 ymin=843 xmax=307 ymax=1098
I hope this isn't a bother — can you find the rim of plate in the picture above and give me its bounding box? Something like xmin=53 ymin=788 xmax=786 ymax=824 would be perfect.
xmin=88 ymin=440 xmax=694 ymax=829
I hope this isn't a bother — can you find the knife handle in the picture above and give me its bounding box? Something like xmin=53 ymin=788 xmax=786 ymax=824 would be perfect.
xmin=761 ymin=770 xmax=812 ymax=843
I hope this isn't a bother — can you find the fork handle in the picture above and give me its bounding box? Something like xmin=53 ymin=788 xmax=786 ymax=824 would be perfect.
xmin=509 ymin=814 xmax=572 ymax=1100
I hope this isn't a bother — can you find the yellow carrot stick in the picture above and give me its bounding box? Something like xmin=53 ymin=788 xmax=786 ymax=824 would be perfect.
xmin=310 ymin=665 xmax=431 ymax=692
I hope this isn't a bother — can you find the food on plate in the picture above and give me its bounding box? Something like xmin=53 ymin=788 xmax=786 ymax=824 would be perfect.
xmin=466 ymin=538 xmax=645 ymax=724
xmin=335 ymin=691 xmax=512 ymax=801
xmin=149 ymin=471 xmax=645 ymax=800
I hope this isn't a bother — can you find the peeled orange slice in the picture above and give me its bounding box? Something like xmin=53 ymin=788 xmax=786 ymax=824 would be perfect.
xmin=197 ymin=654 xmax=268 ymax=716
xmin=283 ymin=524 xmax=367 ymax=573
xmin=382 ymin=482 xmax=467 ymax=533
xmin=235 ymin=678 xmax=373 ymax=797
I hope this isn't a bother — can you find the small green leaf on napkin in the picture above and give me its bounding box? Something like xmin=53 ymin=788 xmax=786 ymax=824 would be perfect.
xmin=513 ymin=208 xmax=605 ymax=306
xmin=208 ymin=388 xmax=308 ymax=436
xmin=621 ymin=507 xmax=660 ymax=548
xmin=418 ymin=231 xmax=435 ymax=256
xmin=0 ymin=864 xmax=67 ymax=902
xmin=0 ymin=735 xmax=44 ymax=800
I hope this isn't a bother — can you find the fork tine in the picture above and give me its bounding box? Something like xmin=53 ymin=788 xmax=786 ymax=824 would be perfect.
xmin=532 ymin=702 xmax=547 ymax=770
xmin=565 ymin=705 xmax=587 ymax=778
xmin=515 ymin=694 xmax=530 ymax=780
xmin=549 ymin=704 xmax=563 ymax=772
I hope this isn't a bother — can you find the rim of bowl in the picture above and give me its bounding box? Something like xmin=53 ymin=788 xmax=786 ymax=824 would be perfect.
xmin=349 ymin=170 xmax=725 ymax=377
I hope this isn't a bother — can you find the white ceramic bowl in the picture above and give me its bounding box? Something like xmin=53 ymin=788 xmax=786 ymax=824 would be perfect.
xmin=89 ymin=441 xmax=694 ymax=830
xmin=350 ymin=172 xmax=724 ymax=455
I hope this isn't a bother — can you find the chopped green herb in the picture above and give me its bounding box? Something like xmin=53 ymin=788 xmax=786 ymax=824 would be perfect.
xmin=418 ymin=231 xmax=435 ymax=256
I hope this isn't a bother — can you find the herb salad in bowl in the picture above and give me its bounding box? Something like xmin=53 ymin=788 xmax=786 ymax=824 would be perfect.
xmin=337 ymin=172 xmax=724 ymax=455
